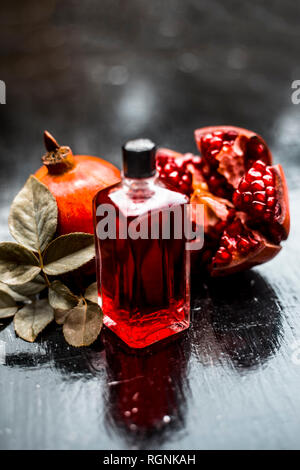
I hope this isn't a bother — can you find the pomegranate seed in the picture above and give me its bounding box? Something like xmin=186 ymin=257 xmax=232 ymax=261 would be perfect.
xmin=182 ymin=173 xmax=192 ymax=184
xmin=262 ymin=174 xmax=274 ymax=186
xmin=233 ymin=191 xmax=242 ymax=206
xmin=243 ymin=191 xmax=253 ymax=204
xmin=251 ymin=180 xmax=265 ymax=191
xmin=169 ymin=170 xmax=179 ymax=179
xmin=247 ymin=137 xmax=267 ymax=160
xmin=253 ymin=160 xmax=267 ymax=172
xmin=253 ymin=191 xmax=266 ymax=203
xmin=201 ymin=133 xmax=213 ymax=153
xmin=252 ymin=201 xmax=266 ymax=213
xmin=255 ymin=144 xmax=266 ymax=157
xmin=202 ymin=133 xmax=213 ymax=142
xmin=209 ymin=149 xmax=220 ymax=158
xmin=266 ymin=197 xmax=276 ymax=208
xmin=264 ymin=210 xmax=273 ymax=221
xmin=266 ymin=186 xmax=275 ymax=197
xmin=213 ymin=130 xmax=224 ymax=138
xmin=221 ymin=235 xmax=233 ymax=249
xmin=215 ymin=249 xmax=232 ymax=265
xmin=227 ymin=219 xmax=243 ymax=237
xmin=192 ymin=156 xmax=202 ymax=169
xmin=164 ymin=163 xmax=174 ymax=174
xmin=210 ymin=137 xmax=223 ymax=150
xmin=239 ymin=180 xmax=249 ymax=191
xmin=247 ymin=168 xmax=263 ymax=181
xmin=222 ymin=144 xmax=231 ymax=153
xmin=237 ymin=237 xmax=251 ymax=254
xmin=265 ymin=167 xmax=274 ymax=176
xmin=224 ymin=130 xmax=238 ymax=141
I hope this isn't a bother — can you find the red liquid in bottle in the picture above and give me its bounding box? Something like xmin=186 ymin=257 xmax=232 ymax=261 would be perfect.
xmin=93 ymin=140 xmax=190 ymax=348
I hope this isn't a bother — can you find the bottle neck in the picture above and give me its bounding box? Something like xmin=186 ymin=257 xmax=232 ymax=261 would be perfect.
xmin=122 ymin=172 xmax=157 ymax=199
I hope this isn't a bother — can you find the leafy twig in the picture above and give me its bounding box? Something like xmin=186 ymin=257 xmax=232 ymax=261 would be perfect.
xmin=0 ymin=175 xmax=101 ymax=346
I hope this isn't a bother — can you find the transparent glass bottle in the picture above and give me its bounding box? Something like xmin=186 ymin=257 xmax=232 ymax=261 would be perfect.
xmin=93 ymin=139 xmax=190 ymax=348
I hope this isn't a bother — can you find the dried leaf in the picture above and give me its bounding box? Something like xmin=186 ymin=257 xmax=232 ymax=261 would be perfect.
xmin=63 ymin=300 xmax=103 ymax=347
xmin=0 ymin=290 xmax=18 ymax=319
xmin=54 ymin=309 xmax=71 ymax=325
xmin=43 ymin=233 xmax=95 ymax=275
xmin=49 ymin=280 xmax=78 ymax=310
xmin=84 ymin=282 xmax=98 ymax=304
xmin=10 ymin=274 xmax=46 ymax=297
xmin=48 ymin=280 xmax=79 ymax=324
xmin=9 ymin=175 xmax=58 ymax=252
xmin=0 ymin=242 xmax=40 ymax=285
xmin=14 ymin=298 xmax=54 ymax=342
xmin=0 ymin=281 xmax=28 ymax=302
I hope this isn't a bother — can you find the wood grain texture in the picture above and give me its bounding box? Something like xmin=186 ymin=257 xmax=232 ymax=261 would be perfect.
xmin=0 ymin=0 xmax=300 ymax=450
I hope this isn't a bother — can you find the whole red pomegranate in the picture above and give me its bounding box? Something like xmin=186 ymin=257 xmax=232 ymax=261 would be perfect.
xmin=35 ymin=131 xmax=120 ymax=235
xmin=157 ymin=125 xmax=290 ymax=276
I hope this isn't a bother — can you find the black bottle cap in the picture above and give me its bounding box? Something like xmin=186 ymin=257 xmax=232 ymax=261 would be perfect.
xmin=122 ymin=138 xmax=157 ymax=178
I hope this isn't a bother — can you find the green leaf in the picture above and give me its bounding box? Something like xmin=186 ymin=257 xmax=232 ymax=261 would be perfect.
xmin=0 ymin=290 xmax=18 ymax=319
xmin=14 ymin=299 xmax=54 ymax=342
xmin=9 ymin=175 xmax=58 ymax=252
xmin=0 ymin=242 xmax=40 ymax=285
xmin=48 ymin=280 xmax=79 ymax=324
xmin=9 ymin=274 xmax=46 ymax=297
xmin=43 ymin=233 xmax=95 ymax=276
xmin=84 ymin=282 xmax=98 ymax=304
xmin=63 ymin=300 xmax=103 ymax=347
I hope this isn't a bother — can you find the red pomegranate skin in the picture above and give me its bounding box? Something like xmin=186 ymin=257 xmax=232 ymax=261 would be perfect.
xmin=35 ymin=152 xmax=121 ymax=235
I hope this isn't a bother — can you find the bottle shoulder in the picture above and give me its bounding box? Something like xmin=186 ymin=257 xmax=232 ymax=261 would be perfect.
xmin=94 ymin=177 xmax=188 ymax=217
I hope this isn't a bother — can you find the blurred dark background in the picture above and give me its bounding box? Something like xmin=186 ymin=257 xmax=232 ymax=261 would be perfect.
xmin=1 ymin=0 xmax=300 ymax=235
xmin=1 ymin=0 xmax=300 ymax=450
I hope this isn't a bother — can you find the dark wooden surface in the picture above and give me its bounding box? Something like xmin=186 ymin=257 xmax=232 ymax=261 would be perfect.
xmin=0 ymin=0 xmax=300 ymax=450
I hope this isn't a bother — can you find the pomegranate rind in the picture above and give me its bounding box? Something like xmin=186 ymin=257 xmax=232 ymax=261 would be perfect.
xmin=273 ymin=164 xmax=290 ymax=240
xmin=211 ymin=237 xmax=281 ymax=277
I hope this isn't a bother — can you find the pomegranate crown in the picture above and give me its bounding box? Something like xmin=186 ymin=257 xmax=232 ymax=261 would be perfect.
xmin=42 ymin=130 xmax=74 ymax=175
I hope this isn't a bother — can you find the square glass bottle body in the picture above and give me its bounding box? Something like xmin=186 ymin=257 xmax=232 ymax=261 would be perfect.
xmin=93 ymin=176 xmax=190 ymax=348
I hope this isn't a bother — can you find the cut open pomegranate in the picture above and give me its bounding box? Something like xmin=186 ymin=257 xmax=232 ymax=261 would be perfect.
xmin=156 ymin=126 xmax=290 ymax=276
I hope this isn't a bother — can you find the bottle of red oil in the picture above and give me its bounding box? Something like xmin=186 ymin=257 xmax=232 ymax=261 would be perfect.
xmin=93 ymin=139 xmax=190 ymax=348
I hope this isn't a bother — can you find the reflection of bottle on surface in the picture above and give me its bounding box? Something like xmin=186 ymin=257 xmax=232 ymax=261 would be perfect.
xmin=102 ymin=330 xmax=190 ymax=443
xmin=93 ymin=139 xmax=190 ymax=348
xmin=192 ymin=271 xmax=283 ymax=370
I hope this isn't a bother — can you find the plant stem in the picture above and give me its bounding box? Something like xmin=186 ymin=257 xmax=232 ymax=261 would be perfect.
xmin=38 ymin=249 xmax=50 ymax=287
